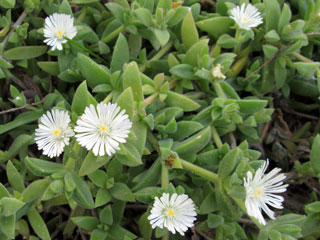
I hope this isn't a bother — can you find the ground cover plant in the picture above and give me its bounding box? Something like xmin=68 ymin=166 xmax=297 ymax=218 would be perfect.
xmin=1 ymin=0 xmax=320 ymax=239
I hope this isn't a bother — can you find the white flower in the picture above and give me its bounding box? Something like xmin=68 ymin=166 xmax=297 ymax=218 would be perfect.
xmin=148 ymin=193 xmax=197 ymax=236
xmin=35 ymin=110 xmax=74 ymax=158
xmin=211 ymin=64 xmax=226 ymax=79
xmin=230 ymin=3 xmax=263 ymax=30
xmin=43 ymin=13 xmax=77 ymax=51
xmin=244 ymin=160 xmax=288 ymax=225
xmin=74 ymin=102 xmax=132 ymax=157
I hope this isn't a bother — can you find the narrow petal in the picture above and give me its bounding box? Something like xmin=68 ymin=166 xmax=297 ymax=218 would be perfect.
xmin=43 ymin=13 xmax=77 ymax=51
xmin=244 ymin=160 xmax=288 ymax=225
xmin=148 ymin=193 xmax=197 ymax=236
xmin=74 ymin=102 xmax=132 ymax=156
xmin=34 ymin=110 xmax=73 ymax=158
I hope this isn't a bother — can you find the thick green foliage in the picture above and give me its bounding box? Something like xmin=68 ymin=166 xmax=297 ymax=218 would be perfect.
xmin=1 ymin=0 xmax=320 ymax=239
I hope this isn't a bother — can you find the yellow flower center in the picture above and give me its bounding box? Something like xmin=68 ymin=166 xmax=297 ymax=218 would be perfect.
xmin=53 ymin=129 xmax=61 ymax=136
xmin=243 ymin=17 xmax=249 ymax=22
xmin=254 ymin=188 xmax=263 ymax=197
xmin=57 ymin=30 xmax=63 ymax=36
xmin=168 ymin=209 xmax=175 ymax=216
xmin=100 ymin=125 xmax=107 ymax=132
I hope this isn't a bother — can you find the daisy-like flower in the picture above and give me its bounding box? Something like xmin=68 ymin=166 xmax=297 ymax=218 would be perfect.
xmin=35 ymin=110 xmax=74 ymax=158
xmin=230 ymin=3 xmax=263 ymax=30
xmin=74 ymin=102 xmax=132 ymax=157
xmin=148 ymin=193 xmax=197 ymax=236
xmin=244 ymin=160 xmax=288 ymax=225
xmin=211 ymin=64 xmax=226 ymax=79
xmin=43 ymin=13 xmax=77 ymax=51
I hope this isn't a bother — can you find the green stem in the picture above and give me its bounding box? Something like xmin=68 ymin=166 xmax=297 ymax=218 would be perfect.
xmin=65 ymin=157 xmax=76 ymax=170
xmin=227 ymin=55 xmax=248 ymax=78
xmin=238 ymin=45 xmax=252 ymax=58
xmin=90 ymin=25 xmax=125 ymax=49
xmin=162 ymin=233 xmax=170 ymax=240
xmin=234 ymin=27 xmax=241 ymax=54
xmin=103 ymin=91 xmax=114 ymax=104
xmin=151 ymin=41 xmax=173 ymax=61
xmin=67 ymin=38 xmax=107 ymax=64
xmin=102 ymin=25 xmax=126 ymax=43
xmin=291 ymin=52 xmax=313 ymax=63
xmin=147 ymin=130 xmax=160 ymax=153
xmin=159 ymin=139 xmax=170 ymax=240
xmin=63 ymin=206 xmax=86 ymax=234
xmin=65 ymin=142 xmax=81 ymax=170
xmin=161 ymin=160 xmax=169 ymax=189
xmin=211 ymin=125 xmax=223 ymax=149
xmin=140 ymin=41 xmax=174 ymax=72
xmin=180 ymin=159 xmax=219 ymax=184
xmin=213 ymin=80 xmax=227 ymax=99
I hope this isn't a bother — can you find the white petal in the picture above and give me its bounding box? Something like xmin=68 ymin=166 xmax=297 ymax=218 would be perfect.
xmin=74 ymin=102 xmax=132 ymax=156
xmin=148 ymin=193 xmax=197 ymax=236
xmin=244 ymin=160 xmax=288 ymax=225
xmin=43 ymin=13 xmax=77 ymax=51
xmin=34 ymin=110 xmax=73 ymax=158
xmin=229 ymin=3 xmax=263 ymax=30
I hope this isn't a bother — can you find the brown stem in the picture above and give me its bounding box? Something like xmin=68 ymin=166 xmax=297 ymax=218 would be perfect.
xmin=306 ymin=32 xmax=320 ymax=36
xmin=168 ymin=79 xmax=177 ymax=89
xmin=144 ymin=92 xmax=159 ymax=106
xmin=194 ymin=228 xmax=212 ymax=240
xmin=277 ymin=108 xmax=292 ymax=137
xmin=77 ymin=228 xmax=86 ymax=240
xmin=1 ymin=11 xmax=27 ymax=52
xmin=291 ymin=52 xmax=313 ymax=63
xmin=125 ymin=204 xmax=148 ymax=210
xmin=242 ymin=52 xmax=279 ymax=82
xmin=229 ymin=132 xmax=237 ymax=149
xmin=0 ymin=99 xmax=44 ymax=115
xmin=239 ymin=218 xmax=257 ymax=227
xmin=8 ymin=74 xmax=27 ymax=89
xmin=283 ymin=108 xmax=319 ymax=120
xmin=260 ymin=122 xmax=271 ymax=144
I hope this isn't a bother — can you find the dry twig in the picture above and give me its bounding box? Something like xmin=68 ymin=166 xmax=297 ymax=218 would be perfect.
xmin=0 ymin=99 xmax=44 ymax=115
xmin=306 ymin=32 xmax=320 ymax=36
xmin=239 ymin=218 xmax=256 ymax=226
xmin=8 ymin=75 xmax=27 ymax=89
xmin=242 ymin=52 xmax=279 ymax=82
xmin=229 ymin=132 xmax=237 ymax=148
xmin=1 ymin=11 xmax=28 ymax=52
xmin=194 ymin=228 xmax=212 ymax=240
